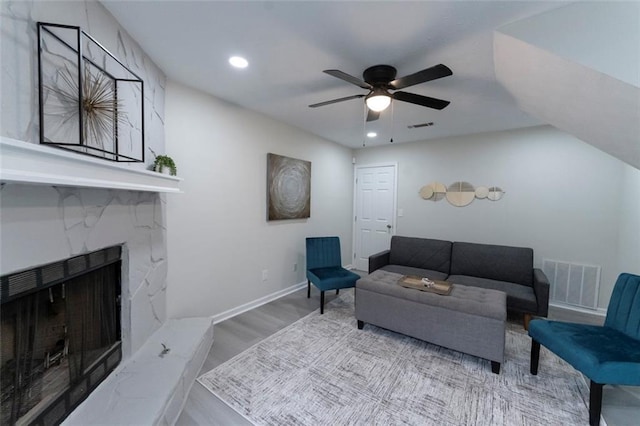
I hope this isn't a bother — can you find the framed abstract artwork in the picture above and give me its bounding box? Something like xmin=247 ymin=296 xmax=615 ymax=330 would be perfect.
xmin=267 ymin=153 xmax=311 ymax=220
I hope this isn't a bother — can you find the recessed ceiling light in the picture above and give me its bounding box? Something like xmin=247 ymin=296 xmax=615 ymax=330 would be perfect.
xmin=367 ymin=132 xmax=377 ymax=138
xmin=229 ymin=56 xmax=248 ymax=69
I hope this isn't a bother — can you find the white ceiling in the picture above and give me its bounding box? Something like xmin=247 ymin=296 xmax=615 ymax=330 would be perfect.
xmin=101 ymin=1 xmax=568 ymax=149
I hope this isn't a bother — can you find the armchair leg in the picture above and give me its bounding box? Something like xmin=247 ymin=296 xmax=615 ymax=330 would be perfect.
xmin=589 ymin=381 xmax=603 ymax=426
xmin=491 ymin=361 xmax=501 ymax=374
xmin=336 ymin=289 xmax=339 ymax=295
xmin=307 ymin=280 xmax=311 ymax=298
xmin=530 ymin=339 xmax=540 ymax=375
xmin=320 ymin=291 xmax=325 ymax=314
xmin=524 ymin=313 xmax=532 ymax=330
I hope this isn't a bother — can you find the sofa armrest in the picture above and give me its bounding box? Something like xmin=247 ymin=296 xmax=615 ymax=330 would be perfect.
xmin=369 ymin=250 xmax=390 ymax=274
xmin=533 ymin=268 xmax=550 ymax=317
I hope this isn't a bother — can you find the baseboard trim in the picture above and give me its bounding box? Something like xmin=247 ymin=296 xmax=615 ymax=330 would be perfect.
xmin=550 ymin=302 xmax=607 ymax=317
xmin=212 ymin=281 xmax=307 ymax=324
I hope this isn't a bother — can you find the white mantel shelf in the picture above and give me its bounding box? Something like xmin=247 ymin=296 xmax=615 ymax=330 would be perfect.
xmin=0 ymin=137 xmax=182 ymax=193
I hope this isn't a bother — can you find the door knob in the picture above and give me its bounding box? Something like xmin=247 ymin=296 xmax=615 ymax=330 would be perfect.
xmin=387 ymin=224 xmax=392 ymax=229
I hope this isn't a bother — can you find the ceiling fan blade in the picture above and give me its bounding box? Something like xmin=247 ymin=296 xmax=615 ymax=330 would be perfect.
xmin=393 ymin=91 xmax=450 ymax=110
xmin=389 ymin=64 xmax=453 ymax=90
xmin=366 ymin=109 xmax=380 ymax=122
xmin=308 ymin=94 xmax=365 ymax=108
xmin=324 ymin=70 xmax=372 ymax=90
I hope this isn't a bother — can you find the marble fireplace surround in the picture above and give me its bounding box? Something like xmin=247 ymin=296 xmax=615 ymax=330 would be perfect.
xmin=0 ymin=134 xmax=183 ymax=359
xmin=2 ymin=0 xmax=213 ymax=420
xmin=0 ymin=140 xmax=213 ymax=424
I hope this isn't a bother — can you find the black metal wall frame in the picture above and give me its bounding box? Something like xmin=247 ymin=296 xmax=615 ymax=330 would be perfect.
xmin=37 ymin=22 xmax=145 ymax=163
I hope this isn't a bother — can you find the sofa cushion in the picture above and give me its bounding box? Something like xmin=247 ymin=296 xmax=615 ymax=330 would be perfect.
xmin=447 ymin=275 xmax=537 ymax=313
xmin=388 ymin=236 xmax=452 ymax=274
xmin=450 ymin=242 xmax=533 ymax=287
xmin=380 ymin=264 xmax=448 ymax=281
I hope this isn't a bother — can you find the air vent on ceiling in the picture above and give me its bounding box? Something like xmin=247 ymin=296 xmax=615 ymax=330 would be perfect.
xmin=407 ymin=122 xmax=434 ymax=129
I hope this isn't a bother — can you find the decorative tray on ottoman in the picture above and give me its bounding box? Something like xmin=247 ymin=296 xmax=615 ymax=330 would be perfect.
xmin=398 ymin=276 xmax=453 ymax=295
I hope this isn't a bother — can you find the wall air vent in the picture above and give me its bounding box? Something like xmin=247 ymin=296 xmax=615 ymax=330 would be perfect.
xmin=543 ymin=259 xmax=600 ymax=310
xmin=407 ymin=122 xmax=434 ymax=129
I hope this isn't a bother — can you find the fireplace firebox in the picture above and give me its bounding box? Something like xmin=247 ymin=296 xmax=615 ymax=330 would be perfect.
xmin=1 ymin=246 xmax=122 ymax=425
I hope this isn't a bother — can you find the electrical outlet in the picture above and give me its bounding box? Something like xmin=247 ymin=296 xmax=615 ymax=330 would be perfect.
xmin=262 ymin=269 xmax=268 ymax=281
xmin=293 ymin=263 xmax=297 ymax=272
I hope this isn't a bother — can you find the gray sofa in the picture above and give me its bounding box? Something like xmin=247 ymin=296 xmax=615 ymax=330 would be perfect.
xmin=368 ymin=236 xmax=550 ymax=325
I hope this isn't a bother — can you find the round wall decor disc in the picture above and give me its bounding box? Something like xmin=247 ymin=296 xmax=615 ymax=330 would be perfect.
xmin=446 ymin=181 xmax=475 ymax=207
xmin=475 ymin=186 xmax=489 ymax=199
xmin=419 ymin=185 xmax=434 ymax=200
xmin=487 ymin=186 xmax=505 ymax=201
xmin=428 ymin=181 xmax=447 ymax=201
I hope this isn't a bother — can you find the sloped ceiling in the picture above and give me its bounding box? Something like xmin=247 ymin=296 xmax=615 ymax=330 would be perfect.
xmin=102 ymin=1 xmax=639 ymax=161
xmin=100 ymin=1 xmax=565 ymax=149
xmin=494 ymin=2 xmax=640 ymax=170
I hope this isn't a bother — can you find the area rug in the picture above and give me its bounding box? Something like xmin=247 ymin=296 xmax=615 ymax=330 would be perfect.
xmin=198 ymin=291 xmax=590 ymax=425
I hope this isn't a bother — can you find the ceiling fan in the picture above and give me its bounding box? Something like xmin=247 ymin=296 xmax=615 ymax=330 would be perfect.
xmin=309 ymin=64 xmax=453 ymax=121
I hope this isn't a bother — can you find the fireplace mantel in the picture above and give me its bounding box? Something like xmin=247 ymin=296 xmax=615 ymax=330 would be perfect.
xmin=0 ymin=137 xmax=182 ymax=193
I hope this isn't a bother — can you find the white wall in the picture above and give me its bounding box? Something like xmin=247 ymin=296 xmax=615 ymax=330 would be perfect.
xmin=165 ymin=82 xmax=354 ymax=319
xmin=618 ymin=165 xmax=640 ymax=275
xmin=355 ymin=125 xmax=635 ymax=309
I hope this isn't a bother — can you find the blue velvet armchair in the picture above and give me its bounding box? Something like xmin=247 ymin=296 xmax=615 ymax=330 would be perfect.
xmin=528 ymin=273 xmax=640 ymax=426
xmin=306 ymin=237 xmax=360 ymax=314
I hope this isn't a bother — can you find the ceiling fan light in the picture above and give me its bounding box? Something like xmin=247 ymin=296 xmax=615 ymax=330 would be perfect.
xmin=229 ymin=56 xmax=249 ymax=68
xmin=365 ymin=94 xmax=391 ymax=112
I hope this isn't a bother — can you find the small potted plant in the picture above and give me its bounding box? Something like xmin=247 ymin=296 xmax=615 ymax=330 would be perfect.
xmin=149 ymin=148 xmax=177 ymax=176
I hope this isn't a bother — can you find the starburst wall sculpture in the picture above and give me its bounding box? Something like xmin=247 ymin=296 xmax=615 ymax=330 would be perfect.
xmin=47 ymin=64 xmax=126 ymax=152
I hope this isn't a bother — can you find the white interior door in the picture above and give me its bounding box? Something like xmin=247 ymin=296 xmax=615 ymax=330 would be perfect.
xmin=353 ymin=164 xmax=397 ymax=271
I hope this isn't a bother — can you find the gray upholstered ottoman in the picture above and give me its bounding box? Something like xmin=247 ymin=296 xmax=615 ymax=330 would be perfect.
xmin=355 ymin=269 xmax=507 ymax=373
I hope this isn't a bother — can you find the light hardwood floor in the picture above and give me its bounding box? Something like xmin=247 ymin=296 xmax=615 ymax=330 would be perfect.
xmin=176 ymin=284 xmax=639 ymax=425
xmin=177 ymin=286 xmax=332 ymax=425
